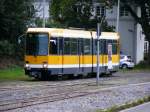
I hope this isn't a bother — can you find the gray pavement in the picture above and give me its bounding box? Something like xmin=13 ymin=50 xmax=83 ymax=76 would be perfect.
xmin=120 ymin=102 xmax=150 ymax=112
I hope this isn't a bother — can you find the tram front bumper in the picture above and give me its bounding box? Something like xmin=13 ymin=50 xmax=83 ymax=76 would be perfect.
xmin=24 ymin=68 xmax=50 ymax=78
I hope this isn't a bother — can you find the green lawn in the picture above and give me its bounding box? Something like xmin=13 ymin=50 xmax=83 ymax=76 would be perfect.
xmin=0 ymin=66 xmax=30 ymax=81
xmin=0 ymin=64 xmax=150 ymax=81
xmin=119 ymin=64 xmax=150 ymax=73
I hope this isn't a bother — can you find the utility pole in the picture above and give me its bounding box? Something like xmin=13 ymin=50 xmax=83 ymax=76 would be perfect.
xmin=96 ymin=16 xmax=104 ymax=86
xmin=116 ymin=0 xmax=120 ymax=32
xmin=96 ymin=22 xmax=100 ymax=86
xmin=43 ymin=0 xmax=46 ymax=28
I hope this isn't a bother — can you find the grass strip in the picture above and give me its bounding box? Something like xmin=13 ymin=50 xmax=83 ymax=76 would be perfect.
xmin=0 ymin=66 xmax=30 ymax=81
xmin=96 ymin=96 xmax=150 ymax=112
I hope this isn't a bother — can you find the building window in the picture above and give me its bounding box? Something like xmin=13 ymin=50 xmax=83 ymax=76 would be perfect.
xmin=144 ymin=41 xmax=149 ymax=54
xmin=120 ymin=7 xmax=129 ymax=16
xmin=96 ymin=6 xmax=105 ymax=17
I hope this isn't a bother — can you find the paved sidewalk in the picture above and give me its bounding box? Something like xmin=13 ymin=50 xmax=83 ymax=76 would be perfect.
xmin=120 ymin=102 xmax=150 ymax=112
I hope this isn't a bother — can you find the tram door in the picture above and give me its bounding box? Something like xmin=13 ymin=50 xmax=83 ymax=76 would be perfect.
xmin=58 ymin=38 xmax=63 ymax=74
xmin=79 ymin=39 xmax=92 ymax=73
xmin=78 ymin=39 xmax=84 ymax=73
xmin=108 ymin=43 xmax=113 ymax=69
xmin=100 ymin=39 xmax=106 ymax=68
xmin=49 ymin=37 xmax=63 ymax=74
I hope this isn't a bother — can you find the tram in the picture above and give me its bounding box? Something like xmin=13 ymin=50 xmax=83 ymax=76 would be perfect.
xmin=24 ymin=28 xmax=120 ymax=79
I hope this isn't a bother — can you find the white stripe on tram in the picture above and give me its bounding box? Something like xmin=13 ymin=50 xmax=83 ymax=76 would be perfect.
xmin=26 ymin=63 xmax=119 ymax=69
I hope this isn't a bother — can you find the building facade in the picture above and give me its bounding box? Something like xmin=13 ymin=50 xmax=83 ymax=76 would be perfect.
xmin=33 ymin=0 xmax=146 ymax=64
xmin=33 ymin=0 xmax=50 ymax=20
xmin=93 ymin=3 xmax=145 ymax=64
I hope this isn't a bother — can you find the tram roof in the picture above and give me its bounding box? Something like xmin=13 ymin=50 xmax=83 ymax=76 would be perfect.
xmin=27 ymin=28 xmax=119 ymax=40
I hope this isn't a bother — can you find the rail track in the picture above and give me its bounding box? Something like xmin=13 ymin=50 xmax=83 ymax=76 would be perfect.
xmin=1 ymin=72 xmax=150 ymax=112
xmin=0 ymin=78 xmax=99 ymax=111
xmin=0 ymin=90 xmax=95 ymax=111
xmin=0 ymin=78 xmax=97 ymax=92
xmin=0 ymin=77 xmax=123 ymax=112
xmin=1 ymin=82 xmax=150 ymax=112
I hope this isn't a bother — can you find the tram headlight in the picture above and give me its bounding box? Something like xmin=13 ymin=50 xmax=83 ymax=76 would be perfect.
xmin=25 ymin=64 xmax=31 ymax=70
xmin=43 ymin=63 xmax=48 ymax=68
xmin=25 ymin=64 xmax=29 ymax=68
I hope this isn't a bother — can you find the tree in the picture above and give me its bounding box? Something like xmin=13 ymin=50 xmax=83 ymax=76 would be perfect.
xmin=50 ymin=0 xmax=114 ymax=31
xmin=0 ymin=0 xmax=35 ymax=58
xmin=0 ymin=0 xmax=35 ymax=42
xmin=106 ymin=0 xmax=150 ymax=63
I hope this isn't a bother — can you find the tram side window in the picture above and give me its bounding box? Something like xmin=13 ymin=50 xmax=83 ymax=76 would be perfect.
xmin=70 ymin=39 xmax=78 ymax=55
xmin=99 ymin=40 xmax=102 ymax=54
xmin=112 ymin=40 xmax=117 ymax=54
xmin=104 ymin=40 xmax=108 ymax=54
xmin=100 ymin=39 xmax=107 ymax=54
xmin=58 ymin=38 xmax=63 ymax=54
xmin=78 ymin=38 xmax=83 ymax=55
xmin=94 ymin=39 xmax=97 ymax=55
xmin=107 ymin=40 xmax=112 ymax=55
xmin=64 ymin=38 xmax=70 ymax=55
xmin=107 ymin=40 xmax=112 ymax=44
xmin=49 ymin=37 xmax=58 ymax=54
xmin=83 ymin=39 xmax=91 ymax=55
xmin=94 ymin=39 xmax=103 ymax=55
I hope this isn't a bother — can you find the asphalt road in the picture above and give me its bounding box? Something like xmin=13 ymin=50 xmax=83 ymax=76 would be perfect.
xmin=120 ymin=102 xmax=150 ymax=112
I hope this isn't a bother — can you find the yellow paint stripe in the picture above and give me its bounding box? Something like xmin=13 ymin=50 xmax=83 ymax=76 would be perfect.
xmin=25 ymin=56 xmax=48 ymax=64
xmin=25 ymin=55 xmax=119 ymax=65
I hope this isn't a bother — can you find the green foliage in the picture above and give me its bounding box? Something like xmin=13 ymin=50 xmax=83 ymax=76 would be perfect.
xmin=0 ymin=39 xmax=25 ymax=59
xmin=0 ymin=66 xmax=30 ymax=81
xmin=134 ymin=61 xmax=150 ymax=70
xmin=46 ymin=21 xmax=66 ymax=28
xmin=0 ymin=0 xmax=35 ymax=40
xmin=50 ymin=0 xmax=114 ymax=31
xmin=35 ymin=18 xmax=65 ymax=28
xmin=35 ymin=18 xmax=43 ymax=27
xmin=0 ymin=40 xmax=15 ymax=56
xmin=0 ymin=0 xmax=35 ymax=59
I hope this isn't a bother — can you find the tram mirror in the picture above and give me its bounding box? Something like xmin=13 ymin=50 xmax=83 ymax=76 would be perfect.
xmin=50 ymin=40 xmax=56 ymax=45
xmin=18 ymin=34 xmax=26 ymax=44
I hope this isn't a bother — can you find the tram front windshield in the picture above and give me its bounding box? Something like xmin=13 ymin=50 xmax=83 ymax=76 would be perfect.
xmin=26 ymin=33 xmax=49 ymax=56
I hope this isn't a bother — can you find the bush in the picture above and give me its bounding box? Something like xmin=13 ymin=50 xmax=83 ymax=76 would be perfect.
xmin=135 ymin=60 xmax=150 ymax=69
xmin=0 ymin=40 xmax=15 ymax=56
xmin=0 ymin=39 xmax=25 ymax=60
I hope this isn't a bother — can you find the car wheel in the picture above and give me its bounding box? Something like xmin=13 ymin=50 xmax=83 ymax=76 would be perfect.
xmin=122 ymin=64 xmax=128 ymax=69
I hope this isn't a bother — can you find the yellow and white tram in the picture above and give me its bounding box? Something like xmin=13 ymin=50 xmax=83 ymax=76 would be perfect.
xmin=24 ymin=28 xmax=120 ymax=79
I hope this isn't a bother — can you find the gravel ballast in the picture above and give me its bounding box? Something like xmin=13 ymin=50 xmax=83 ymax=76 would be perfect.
xmin=6 ymin=82 xmax=150 ymax=112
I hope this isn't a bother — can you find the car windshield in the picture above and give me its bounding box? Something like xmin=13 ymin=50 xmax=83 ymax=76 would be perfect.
xmin=120 ymin=55 xmax=125 ymax=59
xmin=127 ymin=56 xmax=131 ymax=59
xmin=26 ymin=33 xmax=49 ymax=55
